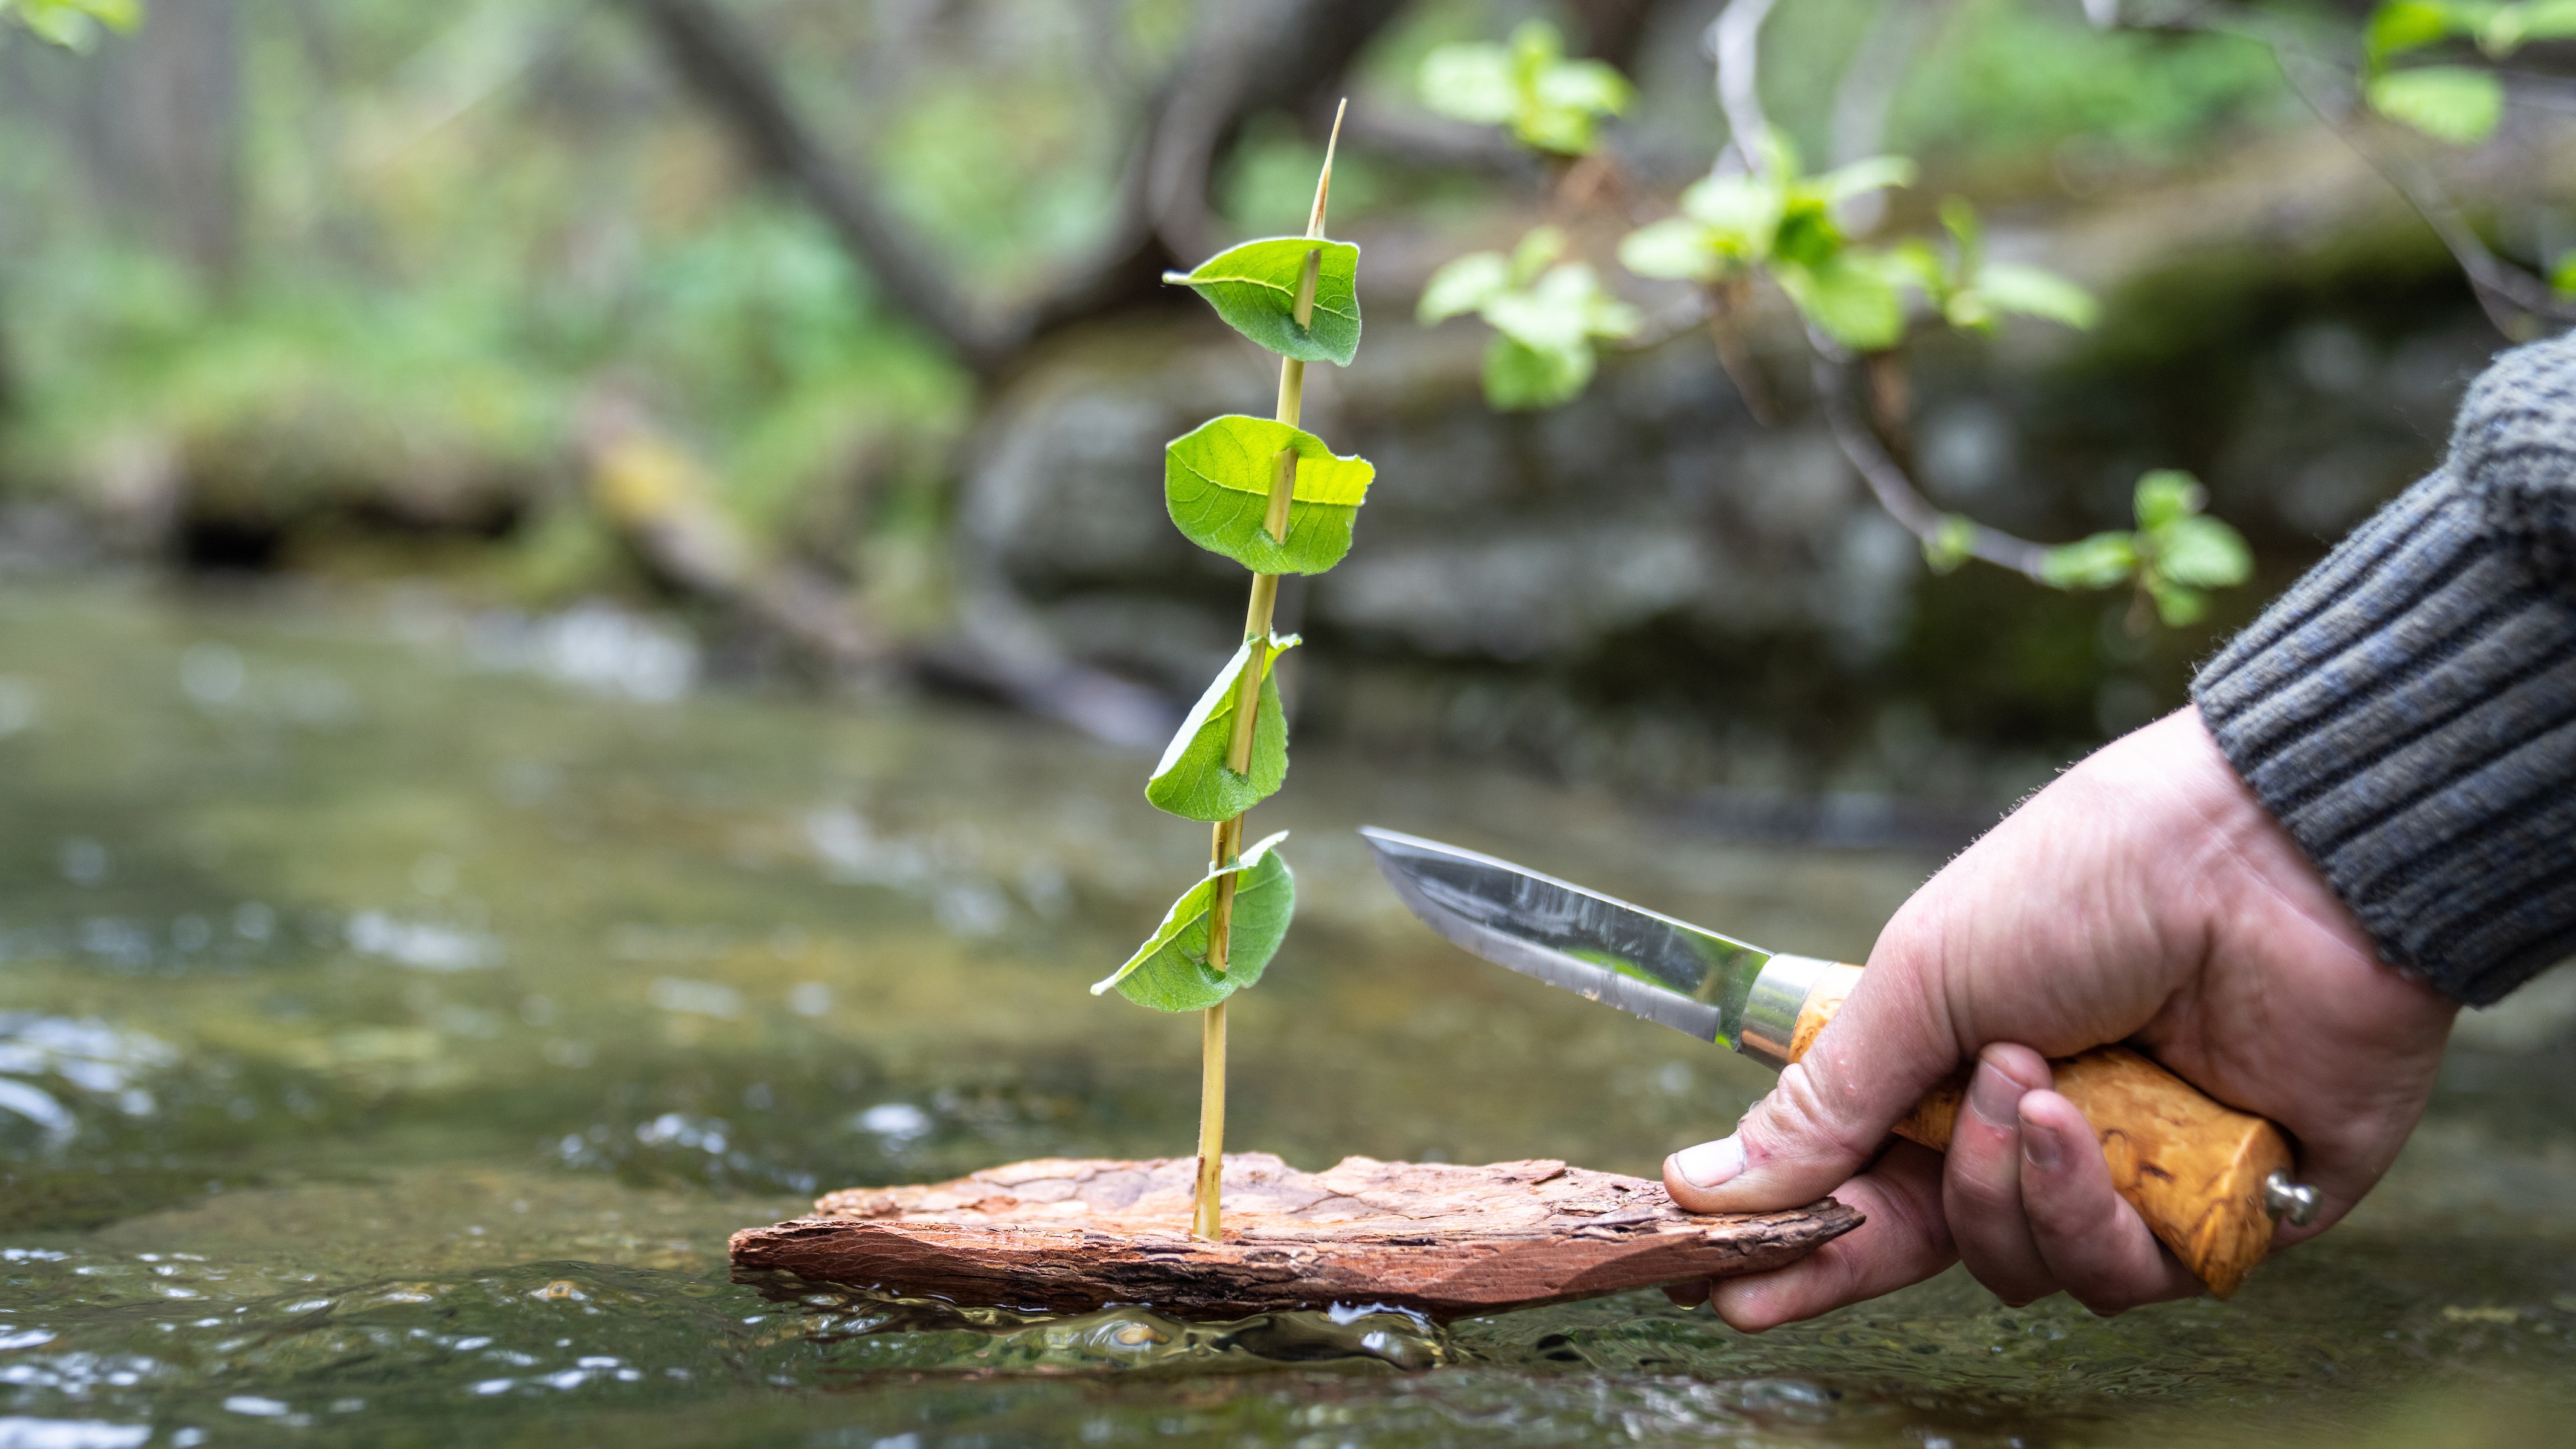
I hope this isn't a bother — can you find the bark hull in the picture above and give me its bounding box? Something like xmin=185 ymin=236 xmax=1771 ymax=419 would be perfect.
xmin=729 ymin=1152 xmax=1860 ymax=1320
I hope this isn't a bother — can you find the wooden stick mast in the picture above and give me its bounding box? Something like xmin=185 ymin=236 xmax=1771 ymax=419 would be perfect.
xmin=1194 ymin=103 xmax=1344 ymax=1240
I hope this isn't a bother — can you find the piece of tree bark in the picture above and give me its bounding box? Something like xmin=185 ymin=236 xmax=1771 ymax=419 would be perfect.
xmin=730 ymin=1153 xmax=1860 ymax=1320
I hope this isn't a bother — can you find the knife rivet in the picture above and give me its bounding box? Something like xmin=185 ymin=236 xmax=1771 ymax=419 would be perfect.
xmin=2262 ymin=1170 xmax=2320 ymax=1226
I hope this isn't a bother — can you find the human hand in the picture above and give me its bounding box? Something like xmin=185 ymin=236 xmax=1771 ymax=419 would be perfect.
xmin=1659 ymin=709 xmax=2458 ymax=1328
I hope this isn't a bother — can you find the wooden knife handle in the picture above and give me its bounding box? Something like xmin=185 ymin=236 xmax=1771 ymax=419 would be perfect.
xmin=1790 ymin=963 xmax=2292 ymax=1298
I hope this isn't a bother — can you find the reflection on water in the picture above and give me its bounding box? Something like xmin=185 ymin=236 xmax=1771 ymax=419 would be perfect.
xmin=1 ymin=579 xmax=2572 ymax=1447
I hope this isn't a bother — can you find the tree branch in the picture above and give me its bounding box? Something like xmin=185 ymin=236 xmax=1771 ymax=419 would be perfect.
xmin=2116 ymin=1 xmax=2576 ymax=337
xmin=1810 ymin=345 xmax=2049 ymax=578
xmin=1709 ymin=0 xmax=1780 ymax=173
xmin=623 ymin=0 xmax=1010 ymax=373
xmin=624 ymin=0 xmax=1409 ymax=383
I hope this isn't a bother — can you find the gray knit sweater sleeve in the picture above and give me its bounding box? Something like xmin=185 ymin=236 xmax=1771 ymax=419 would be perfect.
xmin=2190 ymin=332 xmax=2576 ymax=1007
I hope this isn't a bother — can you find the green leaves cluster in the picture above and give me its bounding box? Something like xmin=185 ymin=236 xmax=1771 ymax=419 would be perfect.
xmin=2040 ymin=471 xmax=2253 ymax=625
xmin=1 ymin=0 xmax=139 ymax=49
xmin=1108 ymin=224 xmax=1381 ymax=1014
xmin=1418 ymin=20 xmax=1632 ymax=157
xmin=1889 ymin=200 xmax=2099 ymax=334
xmin=1620 ymin=142 xmax=1919 ymax=351
xmin=2362 ymin=0 xmax=2571 ymax=144
xmin=1614 ymin=145 xmax=2094 ymax=356
xmin=1420 ymin=228 xmax=1640 ymax=409
xmin=1093 ymin=832 xmax=1296 ymax=1012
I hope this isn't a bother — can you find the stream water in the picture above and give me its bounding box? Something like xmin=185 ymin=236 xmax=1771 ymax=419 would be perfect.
xmin=2 ymin=579 xmax=2573 ymax=1448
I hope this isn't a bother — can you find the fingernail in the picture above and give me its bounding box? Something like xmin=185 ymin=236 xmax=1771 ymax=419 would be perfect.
xmin=2021 ymin=1116 xmax=2064 ymax=1173
xmin=1673 ymin=1135 xmax=1745 ymax=1189
xmin=1967 ymin=1060 xmax=2024 ymax=1128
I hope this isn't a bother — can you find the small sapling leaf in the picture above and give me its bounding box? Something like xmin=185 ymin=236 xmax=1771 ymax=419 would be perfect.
xmin=2554 ymin=250 xmax=2576 ymax=296
xmin=1165 ymin=237 xmax=1363 ymax=366
xmin=1165 ymin=416 xmax=1375 ymax=574
xmin=2366 ymin=66 xmax=2504 ymax=145
xmin=1145 ymin=634 xmax=1303 ymax=823
xmin=1091 ymin=832 xmax=1296 ymax=1013
xmin=1419 ymin=252 xmax=1513 ymax=323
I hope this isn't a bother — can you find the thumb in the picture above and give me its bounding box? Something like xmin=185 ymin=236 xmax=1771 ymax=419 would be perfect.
xmin=1662 ymin=958 xmax=1961 ymax=1214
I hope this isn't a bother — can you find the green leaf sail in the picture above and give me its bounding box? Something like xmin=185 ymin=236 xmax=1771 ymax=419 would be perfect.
xmin=1165 ymin=416 xmax=1375 ymax=574
xmin=1165 ymin=237 xmax=1363 ymax=366
xmin=1091 ymin=832 xmax=1296 ymax=1012
xmin=1145 ymin=634 xmax=1302 ymax=822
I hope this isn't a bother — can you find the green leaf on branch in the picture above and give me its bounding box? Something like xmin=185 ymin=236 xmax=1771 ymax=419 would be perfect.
xmin=1923 ymin=515 xmax=1977 ymax=574
xmin=2367 ymin=66 xmax=2504 ymax=144
xmin=1818 ymin=155 xmax=1919 ymax=203
xmin=1419 ymin=252 xmax=1513 ymax=322
xmin=2367 ymin=1 xmax=2460 ymax=66
xmin=1485 ymin=261 xmax=1638 ymax=354
xmin=2037 ymin=470 xmax=2250 ymax=622
xmin=1417 ymin=41 xmax=1518 ymax=124
xmin=5 ymin=0 xmax=142 ymax=48
xmin=1483 ymin=335 xmax=1594 ymax=410
xmin=1165 ymin=415 xmax=1375 ymax=575
xmin=1616 ymin=218 xmax=1724 ymax=283
xmin=1145 ymin=634 xmax=1302 ymax=823
xmin=1977 ymin=263 xmax=2099 ymax=330
xmin=2151 ymin=581 xmax=2210 ymax=626
xmin=1164 ymin=237 xmax=1362 ymax=366
xmin=1478 ymin=260 xmax=1636 ymax=410
xmin=1422 ymin=231 xmax=1636 ymax=411
xmin=2551 ymin=250 xmax=2576 ymax=296
xmin=2132 ymin=469 xmax=2202 ymax=530
xmin=1419 ymin=20 xmax=1631 ymax=156
xmin=2040 ymin=532 xmax=2140 ymax=590
xmin=2152 ymin=515 xmax=2252 ymax=588
xmin=1775 ymin=252 xmax=1904 ymax=351
xmin=2132 ymin=470 xmax=2249 ymax=591
xmin=1681 ymin=173 xmax=1784 ymax=250
xmin=1090 ymin=832 xmax=1296 ymax=1013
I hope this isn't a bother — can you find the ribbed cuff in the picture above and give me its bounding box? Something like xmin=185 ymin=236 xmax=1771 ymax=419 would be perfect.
xmin=2192 ymin=470 xmax=2576 ymax=1005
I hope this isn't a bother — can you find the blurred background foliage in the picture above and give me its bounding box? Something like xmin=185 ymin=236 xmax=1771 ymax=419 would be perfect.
xmin=0 ymin=0 xmax=2565 ymax=816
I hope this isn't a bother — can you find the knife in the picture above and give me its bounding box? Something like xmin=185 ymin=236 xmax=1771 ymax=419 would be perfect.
xmin=1359 ymin=825 xmax=2321 ymax=1299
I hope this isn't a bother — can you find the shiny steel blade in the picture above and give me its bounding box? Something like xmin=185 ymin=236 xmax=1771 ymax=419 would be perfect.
xmin=1358 ymin=826 xmax=1774 ymax=1047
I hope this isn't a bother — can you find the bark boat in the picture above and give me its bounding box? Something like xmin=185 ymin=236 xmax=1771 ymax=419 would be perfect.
xmin=729 ymin=1151 xmax=1859 ymax=1320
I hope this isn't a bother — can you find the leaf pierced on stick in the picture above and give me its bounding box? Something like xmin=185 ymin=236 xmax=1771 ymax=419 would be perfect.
xmin=1164 ymin=416 xmax=1374 ymax=574
xmin=1091 ymin=833 xmax=1296 ymax=1013
xmin=1146 ymin=634 xmax=1302 ymax=823
xmin=1165 ymin=238 xmax=1363 ymax=366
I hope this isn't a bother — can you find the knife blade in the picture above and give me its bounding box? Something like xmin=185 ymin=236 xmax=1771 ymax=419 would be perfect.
xmin=1357 ymin=825 xmax=1831 ymax=1069
xmin=1358 ymin=824 xmax=2321 ymax=1299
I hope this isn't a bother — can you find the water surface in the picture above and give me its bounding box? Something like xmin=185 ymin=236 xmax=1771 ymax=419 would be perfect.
xmin=3 ymin=580 xmax=2572 ymax=1447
